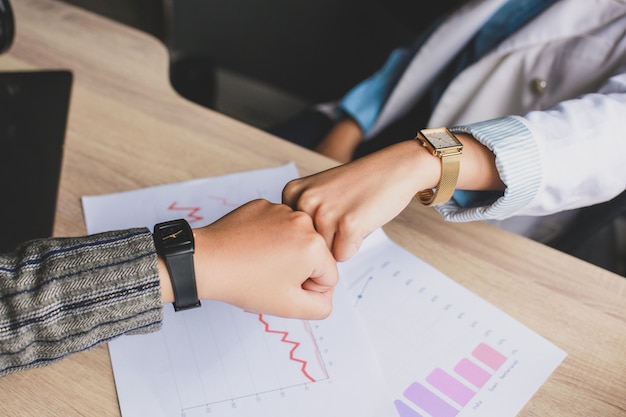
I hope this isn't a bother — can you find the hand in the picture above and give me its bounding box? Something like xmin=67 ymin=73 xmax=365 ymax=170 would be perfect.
xmin=284 ymin=133 xmax=505 ymax=261
xmin=283 ymin=140 xmax=440 ymax=261
xmin=314 ymin=118 xmax=363 ymax=163
xmin=190 ymin=199 xmax=338 ymax=320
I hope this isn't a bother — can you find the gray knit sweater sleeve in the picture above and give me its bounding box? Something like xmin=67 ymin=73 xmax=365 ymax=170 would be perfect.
xmin=0 ymin=228 xmax=163 ymax=376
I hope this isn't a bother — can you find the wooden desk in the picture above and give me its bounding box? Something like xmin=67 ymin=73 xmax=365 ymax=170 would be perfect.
xmin=1 ymin=1 xmax=624 ymax=416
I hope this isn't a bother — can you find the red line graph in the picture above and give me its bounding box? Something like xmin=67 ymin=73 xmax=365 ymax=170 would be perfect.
xmin=167 ymin=202 xmax=203 ymax=223
xmin=207 ymin=195 xmax=239 ymax=207
xmin=166 ymin=196 xmax=239 ymax=225
xmin=251 ymin=313 xmax=316 ymax=383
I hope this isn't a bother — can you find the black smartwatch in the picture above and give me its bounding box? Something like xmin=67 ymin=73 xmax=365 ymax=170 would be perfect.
xmin=153 ymin=219 xmax=201 ymax=311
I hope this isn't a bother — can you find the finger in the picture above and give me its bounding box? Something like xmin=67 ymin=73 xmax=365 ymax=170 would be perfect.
xmin=302 ymin=277 xmax=334 ymax=293
xmin=320 ymin=229 xmax=336 ymax=254
xmin=331 ymin=231 xmax=363 ymax=262
xmin=281 ymin=179 xmax=302 ymax=208
xmin=305 ymin=247 xmax=339 ymax=289
xmin=307 ymin=209 xmax=338 ymax=254
xmin=289 ymin=287 xmax=335 ymax=320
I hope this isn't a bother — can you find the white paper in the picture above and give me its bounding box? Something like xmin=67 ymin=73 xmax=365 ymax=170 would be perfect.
xmin=341 ymin=228 xmax=566 ymax=417
xmin=82 ymin=163 xmax=566 ymax=417
xmin=108 ymin=283 xmax=393 ymax=417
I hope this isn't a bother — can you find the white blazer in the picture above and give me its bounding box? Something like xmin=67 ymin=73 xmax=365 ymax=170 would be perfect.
xmin=370 ymin=0 xmax=626 ymax=235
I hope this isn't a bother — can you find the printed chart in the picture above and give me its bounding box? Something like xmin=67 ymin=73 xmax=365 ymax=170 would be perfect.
xmin=82 ymin=163 xmax=291 ymax=233
xmin=82 ymin=163 xmax=566 ymax=417
xmin=341 ymin=229 xmax=566 ymax=417
xmin=82 ymin=163 xmax=394 ymax=417
xmin=395 ymin=342 xmax=507 ymax=417
xmin=108 ymin=294 xmax=391 ymax=417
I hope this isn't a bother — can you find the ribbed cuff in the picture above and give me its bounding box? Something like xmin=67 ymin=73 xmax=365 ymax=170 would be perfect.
xmin=436 ymin=116 xmax=542 ymax=222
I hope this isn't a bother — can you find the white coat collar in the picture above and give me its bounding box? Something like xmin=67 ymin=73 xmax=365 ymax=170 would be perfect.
xmin=369 ymin=0 xmax=506 ymax=137
xmin=370 ymin=0 xmax=625 ymax=137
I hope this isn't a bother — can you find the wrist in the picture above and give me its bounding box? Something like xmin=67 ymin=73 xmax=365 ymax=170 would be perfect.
xmin=453 ymin=133 xmax=504 ymax=191
xmin=153 ymin=219 xmax=201 ymax=311
xmin=315 ymin=118 xmax=363 ymax=162
xmin=158 ymin=256 xmax=174 ymax=304
xmin=191 ymin=226 xmax=224 ymax=303
xmin=156 ymin=226 xmax=223 ymax=305
xmin=390 ymin=139 xmax=442 ymax=194
xmin=414 ymin=128 xmax=463 ymax=206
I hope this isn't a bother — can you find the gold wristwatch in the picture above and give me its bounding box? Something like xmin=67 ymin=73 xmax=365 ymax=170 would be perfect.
xmin=415 ymin=127 xmax=463 ymax=206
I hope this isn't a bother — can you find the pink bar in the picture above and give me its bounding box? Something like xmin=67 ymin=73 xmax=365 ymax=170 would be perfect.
xmin=454 ymin=358 xmax=491 ymax=388
xmin=426 ymin=368 xmax=475 ymax=406
xmin=472 ymin=343 xmax=507 ymax=370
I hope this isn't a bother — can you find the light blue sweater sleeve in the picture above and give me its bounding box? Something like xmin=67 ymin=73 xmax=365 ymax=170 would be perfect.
xmin=437 ymin=116 xmax=542 ymax=222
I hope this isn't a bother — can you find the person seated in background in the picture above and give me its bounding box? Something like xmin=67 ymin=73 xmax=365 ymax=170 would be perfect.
xmin=0 ymin=199 xmax=338 ymax=377
xmin=274 ymin=0 xmax=626 ymax=258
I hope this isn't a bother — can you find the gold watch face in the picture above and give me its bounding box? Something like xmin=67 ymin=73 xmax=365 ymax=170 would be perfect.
xmin=419 ymin=128 xmax=462 ymax=150
xmin=415 ymin=127 xmax=463 ymax=206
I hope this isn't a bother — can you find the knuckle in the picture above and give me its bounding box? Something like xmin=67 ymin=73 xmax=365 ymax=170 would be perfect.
xmin=311 ymin=205 xmax=335 ymax=230
xmin=300 ymin=230 xmax=325 ymax=254
xmin=290 ymin=209 xmax=314 ymax=228
xmin=315 ymin=302 xmax=333 ymax=320
xmin=337 ymin=211 xmax=359 ymax=236
xmin=295 ymin=189 xmax=321 ymax=213
xmin=282 ymin=180 xmax=298 ymax=203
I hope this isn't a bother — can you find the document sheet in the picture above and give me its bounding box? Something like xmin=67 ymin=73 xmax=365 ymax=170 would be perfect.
xmin=81 ymin=163 xmax=566 ymax=417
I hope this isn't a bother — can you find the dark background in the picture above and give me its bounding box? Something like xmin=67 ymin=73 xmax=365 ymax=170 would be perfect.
xmin=50 ymin=1 xmax=626 ymax=276
xmin=56 ymin=0 xmax=460 ymax=127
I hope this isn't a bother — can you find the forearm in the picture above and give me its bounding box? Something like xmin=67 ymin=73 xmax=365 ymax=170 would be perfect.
xmin=313 ymin=115 xmax=505 ymax=192
xmin=345 ymin=131 xmax=503 ymax=196
xmin=282 ymin=126 xmax=506 ymax=261
xmin=0 ymin=229 xmax=162 ymax=377
xmin=315 ymin=117 xmax=363 ymax=163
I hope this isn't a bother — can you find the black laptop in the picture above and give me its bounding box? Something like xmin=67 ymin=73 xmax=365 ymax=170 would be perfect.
xmin=0 ymin=70 xmax=73 ymax=252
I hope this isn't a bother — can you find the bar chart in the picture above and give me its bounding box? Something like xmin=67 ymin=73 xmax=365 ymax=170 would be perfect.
xmin=394 ymin=342 xmax=507 ymax=417
xmin=83 ymin=164 xmax=565 ymax=417
xmin=340 ymin=228 xmax=566 ymax=417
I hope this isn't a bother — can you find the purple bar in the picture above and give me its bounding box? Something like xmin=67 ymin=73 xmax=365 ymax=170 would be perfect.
xmin=472 ymin=343 xmax=507 ymax=371
xmin=404 ymin=382 xmax=459 ymax=417
xmin=426 ymin=368 xmax=475 ymax=406
xmin=454 ymin=358 xmax=492 ymax=388
xmin=394 ymin=399 xmax=424 ymax=417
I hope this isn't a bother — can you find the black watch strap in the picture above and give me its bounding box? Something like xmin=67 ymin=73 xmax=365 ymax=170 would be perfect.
xmin=166 ymin=252 xmax=201 ymax=311
xmin=153 ymin=219 xmax=201 ymax=312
